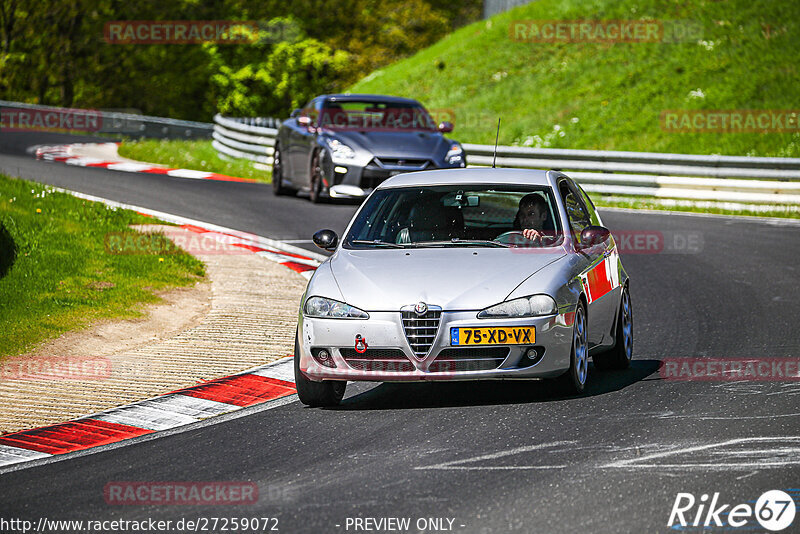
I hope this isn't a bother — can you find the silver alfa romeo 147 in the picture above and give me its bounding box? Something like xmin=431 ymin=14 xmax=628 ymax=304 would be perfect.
xmin=294 ymin=168 xmax=633 ymax=406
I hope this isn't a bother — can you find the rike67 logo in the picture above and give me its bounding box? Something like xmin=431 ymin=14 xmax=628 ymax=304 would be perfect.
xmin=669 ymin=490 xmax=796 ymax=531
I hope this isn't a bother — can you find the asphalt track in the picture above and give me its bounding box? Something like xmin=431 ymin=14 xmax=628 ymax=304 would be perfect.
xmin=1 ymin=132 xmax=799 ymax=533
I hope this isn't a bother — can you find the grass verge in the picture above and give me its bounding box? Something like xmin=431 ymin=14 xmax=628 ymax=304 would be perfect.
xmin=0 ymin=174 xmax=206 ymax=358
xmin=118 ymin=139 xmax=272 ymax=183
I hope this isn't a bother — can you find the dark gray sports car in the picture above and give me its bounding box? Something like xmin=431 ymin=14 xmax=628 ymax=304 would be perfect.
xmin=271 ymin=94 xmax=466 ymax=202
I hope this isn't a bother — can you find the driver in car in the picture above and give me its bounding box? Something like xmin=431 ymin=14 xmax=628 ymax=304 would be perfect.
xmin=514 ymin=193 xmax=550 ymax=244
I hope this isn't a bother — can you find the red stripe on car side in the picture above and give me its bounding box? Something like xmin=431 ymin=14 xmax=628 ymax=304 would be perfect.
xmin=588 ymin=259 xmax=613 ymax=301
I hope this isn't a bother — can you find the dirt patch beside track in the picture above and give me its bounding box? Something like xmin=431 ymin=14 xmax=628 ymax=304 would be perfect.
xmin=0 ymin=225 xmax=307 ymax=434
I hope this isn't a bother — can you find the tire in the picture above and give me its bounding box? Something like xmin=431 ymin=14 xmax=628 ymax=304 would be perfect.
xmin=272 ymin=143 xmax=287 ymax=196
xmin=593 ymin=285 xmax=633 ymax=370
xmin=556 ymin=301 xmax=588 ymax=394
xmin=294 ymin=337 xmax=346 ymax=407
xmin=309 ymin=150 xmax=325 ymax=204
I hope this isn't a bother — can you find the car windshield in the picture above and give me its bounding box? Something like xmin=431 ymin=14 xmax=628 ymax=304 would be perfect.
xmin=344 ymin=185 xmax=563 ymax=249
xmin=319 ymin=100 xmax=437 ymax=132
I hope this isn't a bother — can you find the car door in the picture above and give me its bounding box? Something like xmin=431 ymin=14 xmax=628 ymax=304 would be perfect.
xmin=558 ymin=178 xmax=606 ymax=347
xmin=286 ymin=99 xmax=318 ymax=187
xmin=573 ymin=179 xmax=618 ymax=343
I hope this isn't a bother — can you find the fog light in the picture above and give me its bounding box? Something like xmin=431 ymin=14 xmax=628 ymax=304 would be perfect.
xmin=334 ymin=166 xmax=348 ymax=174
xmin=311 ymin=348 xmax=336 ymax=368
xmin=518 ymin=346 xmax=544 ymax=368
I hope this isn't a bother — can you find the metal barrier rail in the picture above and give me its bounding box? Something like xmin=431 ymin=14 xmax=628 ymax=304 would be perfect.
xmin=0 ymin=100 xmax=213 ymax=139
xmin=7 ymin=98 xmax=794 ymax=206
xmin=212 ymin=114 xmax=800 ymax=206
xmin=462 ymin=143 xmax=800 ymax=171
xmin=463 ymin=144 xmax=800 ymax=180
xmin=212 ymin=115 xmax=278 ymax=164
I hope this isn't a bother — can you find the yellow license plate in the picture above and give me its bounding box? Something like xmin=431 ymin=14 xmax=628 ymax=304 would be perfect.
xmin=450 ymin=326 xmax=535 ymax=346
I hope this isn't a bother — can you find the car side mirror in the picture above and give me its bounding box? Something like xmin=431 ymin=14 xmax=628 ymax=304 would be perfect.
xmin=313 ymin=229 xmax=339 ymax=250
xmin=438 ymin=121 xmax=454 ymax=133
xmin=579 ymin=225 xmax=611 ymax=250
xmin=290 ymin=108 xmax=301 ymax=118
xmin=297 ymin=115 xmax=312 ymax=127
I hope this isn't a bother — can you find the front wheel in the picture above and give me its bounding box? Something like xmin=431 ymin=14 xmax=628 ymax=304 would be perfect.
xmin=308 ymin=150 xmax=326 ymax=203
xmin=294 ymin=338 xmax=346 ymax=407
xmin=593 ymin=286 xmax=633 ymax=370
xmin=556 ymin=301 xmax=588 ymax=394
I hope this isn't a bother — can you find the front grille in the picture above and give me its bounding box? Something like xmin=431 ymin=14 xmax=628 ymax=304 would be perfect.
xmin=346 ymin=360 xmax=415 ymax=372
xmin=340 ymin=348 xmax=407 ymax=360
xmin=360 ymin=158 xmax=432 ymax=190
xmin=373 ymin=157 xmax=429 ymax=168
xmin=340 ymin=348 xmax=413 ymax=373
xmin=436 ymin=347 xmax=510 ymax=360
xmin=401 ymin=309 xmax=442 ymax=358
xmin=429 ymin=347 xmax=509 ymax=372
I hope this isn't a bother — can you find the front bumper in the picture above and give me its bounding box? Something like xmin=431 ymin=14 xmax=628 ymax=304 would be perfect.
xmin=325 ymin=157 xmax=465 ymax=199
xmin=298 ymin=311 xmax=574 ymax=382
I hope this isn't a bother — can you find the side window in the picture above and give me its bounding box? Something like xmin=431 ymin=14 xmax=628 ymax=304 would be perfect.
xmin=575 ymin=182 xmax=601 ymax=226
xmin=559 ymin=180 xmax=591 ymax=243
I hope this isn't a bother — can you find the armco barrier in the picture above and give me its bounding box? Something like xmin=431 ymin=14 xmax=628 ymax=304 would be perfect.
xmin=5 ymin=97 xmax=795 ymax=208
xmin=0 ymin=100 xmax=212 ymax=139
xmin=212 ymin=114 xmax=279 ymax=165
xmin=212 ymin=114 xmax=800 ymax=206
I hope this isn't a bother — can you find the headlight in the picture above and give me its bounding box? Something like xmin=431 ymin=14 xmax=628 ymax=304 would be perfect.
xmin=477 ymin=294 xmax=557 ymax=319
xmin=445 ymin=143 xmax=463 ymax=164
xmin=304 ymin=296 xmax=369 ymax=319
xmin=326 ymin=139 xmax=355 ymax=160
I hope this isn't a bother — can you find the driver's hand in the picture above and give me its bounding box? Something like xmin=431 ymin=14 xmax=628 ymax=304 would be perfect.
xmin=521 ymin=228 xmax=542 ymax=243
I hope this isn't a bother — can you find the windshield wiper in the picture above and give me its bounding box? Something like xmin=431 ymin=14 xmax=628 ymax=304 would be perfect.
xmin=414 ymin=239 xmax=510 ymax=248
xmin=350 ymin=239 xmax=407 ymax=248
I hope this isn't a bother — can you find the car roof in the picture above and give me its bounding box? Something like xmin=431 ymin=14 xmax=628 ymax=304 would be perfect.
xmin=376 ymin=168 xmax=555 ymax=189
xmin=320 ymin=94 xmax=422 ymax=105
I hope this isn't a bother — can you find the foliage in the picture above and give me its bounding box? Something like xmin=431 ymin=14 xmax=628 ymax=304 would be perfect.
xmin=209 ymin=34 xmax=352 ymax=117
xmin=0 ymin=0 xmax=482 ymax=120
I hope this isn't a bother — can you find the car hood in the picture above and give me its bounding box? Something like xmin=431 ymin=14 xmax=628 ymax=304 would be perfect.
xmin=328 ymin=248 xmax=566 ymax=311
xmin=327 ymin=130 xmax=448 ymax=159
